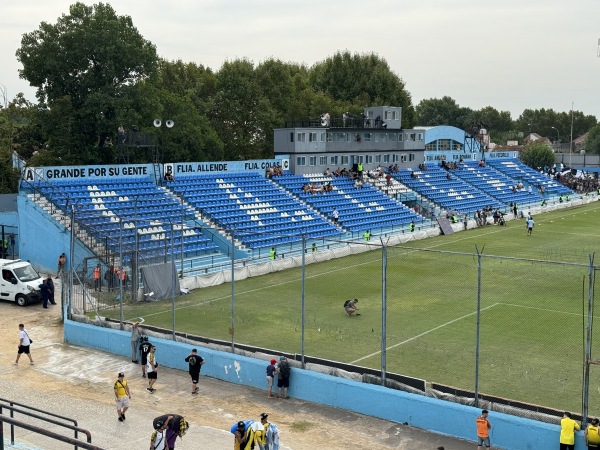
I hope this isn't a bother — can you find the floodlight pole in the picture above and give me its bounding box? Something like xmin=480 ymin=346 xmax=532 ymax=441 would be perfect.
xmin=569 ymin=102 xmax=574 ymax=167
xmin=551 ymin=127 xmax=560 ymax=152
xmin=381 ymin=238 xmax=387 ymax=386
xmin=301 ymin=234 xmax=306 ymax=369
xmin=474 ymin=245 xmax=483 ymax=407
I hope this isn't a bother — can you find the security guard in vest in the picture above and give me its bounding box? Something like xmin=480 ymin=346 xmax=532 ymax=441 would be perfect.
xmin=269 ymin=247 xmax=277 ymax=260
xmin=93 ymin=264 xmax=102 ymax=291
xmin=409 ymin=221 xmax=415 ymax=232
xmin=363 ymin=230 xmax=371 ymax=242
xmin=357 ymin=163 xmax=363 ymax=178
xmin=312 ymin=243 xmax=317 ymax=253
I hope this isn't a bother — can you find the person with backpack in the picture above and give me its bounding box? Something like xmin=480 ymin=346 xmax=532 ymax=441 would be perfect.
xmin=344 ymin=299 xmax=360 ymax=316
xmin=276 ymin=356 xmax=291 ymax=399
xmin=258 ymin=413 xmax=280 ymax=450
xmin=152 ymin=414 xmax=189 ymax=450
xmin=266 ymin=359 xmax=277 ymax=398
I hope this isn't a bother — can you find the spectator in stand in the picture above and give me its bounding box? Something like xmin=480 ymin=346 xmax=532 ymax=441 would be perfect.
xmin=331 ymin=208 xmax=339 ymax=224
xmin=164 ymin=166 xmax=175 ymax=182
xmin=385 ymin=173 xmax=392 ymax=186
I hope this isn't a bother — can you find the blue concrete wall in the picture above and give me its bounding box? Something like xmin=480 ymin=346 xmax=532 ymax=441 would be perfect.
xmin=64 ymin=319 xmax=578 ymax=449
xmin=17 ymin=195 xmax=94 ymax=275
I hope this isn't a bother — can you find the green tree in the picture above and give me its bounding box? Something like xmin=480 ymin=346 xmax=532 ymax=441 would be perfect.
xmin=584 ymin=124 xmax=600 ymax=155
xmin=415 ymin=96 xmax=472 ymax=128
xmin=208 ymin=59 xmax=278 ymax=160
xmin=519 ymin=141 xmax=555 ymax=170
xmin=515 ymin=108 xmax=597 ymax=145
xmin=309 ymin=51 xmax=415 ymax=127
xmin=128 ymin=61 xmax=223 ymax=163
xmin=16 ymin=2 xmax=158 ymax=163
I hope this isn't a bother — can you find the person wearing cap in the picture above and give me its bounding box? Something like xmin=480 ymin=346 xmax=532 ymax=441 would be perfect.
xmin=146 ymin=346 xmax=158 ymax=393
xmin=140 ymin=336 xmax=152 ymax=378
xmin=266 ymin=359 xmax=277 ymax=398
xmin=152 ymin=414 xmax=189 ymax=450
xmin=234 ymin=420 xmax=248 ymax=450
xmin=276 ymin=356 xmax=291 ymax=399
xmin=258 ymin=413 xmax=280 ymax=450
xmin=184 ymin=348 xmax=205 ymax=395
xmin=114 ymin=372 xmax=131 ymax=422
xmin=131 ymin=321 xmax=142 ymax=363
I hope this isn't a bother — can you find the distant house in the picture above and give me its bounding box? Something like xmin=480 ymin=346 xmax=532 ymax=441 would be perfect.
xmin=573 ymin=132 xmax=588 ymax=152
xmin=524 ymin=133 xmax=551 ymax=145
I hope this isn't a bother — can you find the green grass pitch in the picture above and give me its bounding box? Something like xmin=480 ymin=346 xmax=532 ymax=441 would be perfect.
xmin=102 ymin=201 xmax=600 ymax=412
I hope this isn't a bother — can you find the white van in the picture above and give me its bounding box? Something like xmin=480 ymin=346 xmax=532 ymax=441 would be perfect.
xmin=0 ymin=259 xmax=43 ymax=306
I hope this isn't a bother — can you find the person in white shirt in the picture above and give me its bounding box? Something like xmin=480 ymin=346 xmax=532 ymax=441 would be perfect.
xmin=15 ymin=323 xmax=34 ymax=365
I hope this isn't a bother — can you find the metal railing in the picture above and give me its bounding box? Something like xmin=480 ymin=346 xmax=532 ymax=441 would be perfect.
xmin=0 ymin=398 xmax=101 ymax=450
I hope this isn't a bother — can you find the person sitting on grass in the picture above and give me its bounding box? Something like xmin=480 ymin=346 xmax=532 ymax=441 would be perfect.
xmin=344 ymin=299 xmax=360 ymax=316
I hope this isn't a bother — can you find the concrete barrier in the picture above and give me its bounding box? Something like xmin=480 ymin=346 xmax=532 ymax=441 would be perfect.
xmin=65 ymin=319 xmax=578 ymax=449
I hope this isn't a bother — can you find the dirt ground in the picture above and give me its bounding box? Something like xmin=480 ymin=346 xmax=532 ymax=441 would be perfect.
xmin=0 ymin=279 xmax=474 ymax=450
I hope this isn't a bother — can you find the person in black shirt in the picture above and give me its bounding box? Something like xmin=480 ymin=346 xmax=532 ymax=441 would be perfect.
xmin=39 ymin=279 xmax=50 ymax=309
xmin=139 ymin=336 xmax=152 ymax=378
xmin=184 ymin=349 xmax=205 ymax=394
xmin=153 ymin=414 xmax=188 ymax=450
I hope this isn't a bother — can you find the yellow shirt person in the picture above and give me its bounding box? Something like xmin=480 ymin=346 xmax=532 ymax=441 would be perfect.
xmin=560 ymin=411 xmax=580 ymax=447
xmin=585 ymin=418 xmax=600 ymax=448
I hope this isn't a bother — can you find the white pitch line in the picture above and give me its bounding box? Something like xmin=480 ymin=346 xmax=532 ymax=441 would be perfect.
xmin=132 ymin=203 xmax=600 ymax=322
xmin=499 ymin=302 xmax=592 ymax=317
xmin=350 ymin=302 xmax=500 ymax=364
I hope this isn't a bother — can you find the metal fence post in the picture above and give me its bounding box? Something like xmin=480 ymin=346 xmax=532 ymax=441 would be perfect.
xmin=171 ymin=222 xmax=176 ymax=340
xmin=68 ymin=206 xmax=75 ymax=321
xmin=474 ymin=245 xmax=483 ymax=407
xmin=381 ymin=239 xmax=387 ymax=386
xmin=301 ymin=234 xmax=306 ymax=369
xmin=119 ymin=219 xmax=124 ymax=331
xmin=230 ymin=229 xmax=235 ymax=352
xmin=582 ymin=253 xmax=595 ymax=425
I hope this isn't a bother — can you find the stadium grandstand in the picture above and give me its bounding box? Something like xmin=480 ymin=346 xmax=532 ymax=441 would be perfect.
xmin=15 ymin=150 xmax=578 ymax=294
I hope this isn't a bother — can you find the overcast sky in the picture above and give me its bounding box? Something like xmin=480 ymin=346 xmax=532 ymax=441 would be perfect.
xmin=1 ymin=0 xmax=599 ymax=122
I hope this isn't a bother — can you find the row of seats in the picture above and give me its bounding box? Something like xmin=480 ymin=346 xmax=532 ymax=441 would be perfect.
xmin=34 ymin=179 xmax=220 ymax=260
xmin=453 ymin=161 xmax=544 ymax=204
xmin=274 ymin=174 xmax=421 ymax=232
xmin=168 ymin=172 xmax=341 ymax=249
xmin=397 ymin=166 xmax=504 ymax=213
xmin=487 ymin=160 xmax=572 ymax=195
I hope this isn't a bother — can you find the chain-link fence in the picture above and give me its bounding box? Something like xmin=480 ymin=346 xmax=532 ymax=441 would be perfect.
xmin=67 ymin=233 xmax=599 ymax=419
